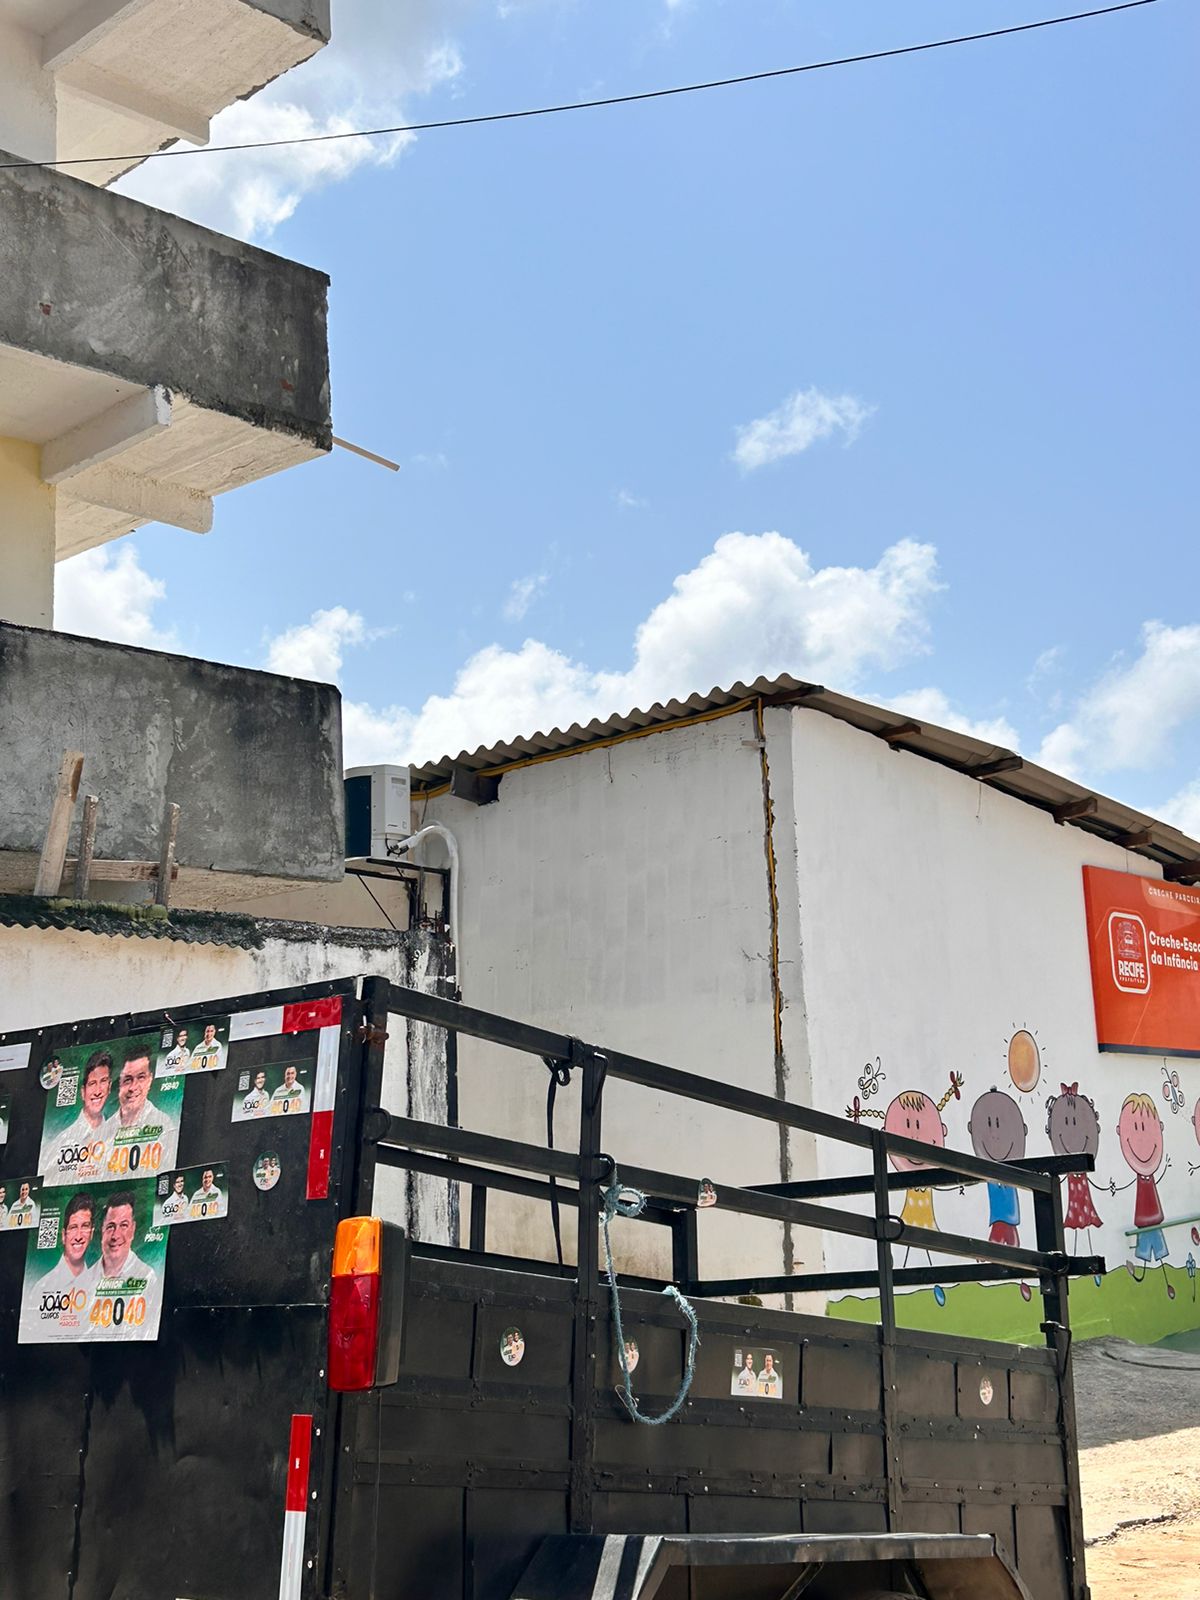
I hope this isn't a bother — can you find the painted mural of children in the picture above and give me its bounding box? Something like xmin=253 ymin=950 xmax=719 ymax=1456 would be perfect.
xmin=1113 ymin=1092 xmax=1175 ymax=1300
xmin=1045 ymin=1084 xmax=1105 ymax=1262
xmin=849 ymin=1072 xmax=964 ymax=1288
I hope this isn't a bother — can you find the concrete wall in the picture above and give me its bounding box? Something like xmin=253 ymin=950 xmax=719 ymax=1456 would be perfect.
xmin=0 ymin=17 xmax=55 ymax=162
xmin=0 ymin=157 xmax=330 ymax=448
xmin=0 ymin=439 xmax=54 ymax=626
xmin=789 ymin=709 xmax=1198 ymax=1343
xmin=0 ymin=917 xmax=430 ymax=1034
xmin=425 ymin=708 xmax=812 ymax=1283
xmin=0 ymin=621 xmax=345 ymax=883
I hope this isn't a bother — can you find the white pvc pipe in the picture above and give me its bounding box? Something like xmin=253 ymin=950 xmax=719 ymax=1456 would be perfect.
xmin=394 ymin=823 xmax=460 ymax=962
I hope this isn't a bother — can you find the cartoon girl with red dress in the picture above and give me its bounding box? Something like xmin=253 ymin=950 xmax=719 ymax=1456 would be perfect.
xmin=1045 ymin=1083 xmax=1106 ymax=1282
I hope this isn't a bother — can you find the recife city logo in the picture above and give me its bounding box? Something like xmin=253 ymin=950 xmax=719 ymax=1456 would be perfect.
xmin=1109 ymin=912 xmax=1151 ymax=995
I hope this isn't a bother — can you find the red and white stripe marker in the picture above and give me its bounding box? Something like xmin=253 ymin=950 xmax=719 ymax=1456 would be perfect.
xmin=306 ymin=1022 xmax=340 ymax=1201
xmin=279 ymin=1413 xmax=313 ymax=1600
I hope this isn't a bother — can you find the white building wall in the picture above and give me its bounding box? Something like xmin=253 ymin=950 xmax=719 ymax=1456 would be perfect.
xmin=426 ymin=709 xmax=814 ymax=1282
xmin=0 ymin=921 xmax=413 ymax=1032
xmin=789 ymin=710 xmax=1189 ymax=1321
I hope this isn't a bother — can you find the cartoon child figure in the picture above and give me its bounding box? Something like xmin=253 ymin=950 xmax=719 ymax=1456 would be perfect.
xmin=850 ymin=1072 xmax=964 ymax=1274
xmin=1113 ymin=1092 xmax=1174 ymax=1299
xmin=1189 ymin=1097 xmax=1200 ymax=1179
xmin=1045 ymin=1083 xmax=1105 ymax=1259
xmin=968 ymin=1088 xmax=1027 ymax=1246
xmin=969 ymin=1087 xmax=1032 ymax=1300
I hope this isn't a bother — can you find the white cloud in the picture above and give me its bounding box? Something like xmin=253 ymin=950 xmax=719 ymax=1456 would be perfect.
xmin=1159 ymin=779 xmax=1200 ymax=840
xmin=503 ymin=573 xmax=547 ymax=622
xmin=303 ymin=533 xmax=943 ymax=765
xmin=54 ymin=544 xmax=173 ymax=650
xmin=116 ymin=4 xmax=468 ymax=239
xmin=615 ymin=489 xmax=647 ymax=510
xmin=883 ymin=687 xmax=1019 ymax=750
xmin=733 ymin=387 xmax=875 ymax=471
xmin=1036 ymin=621 xmax=1200 ymax=779
xmin=265 ymin=605 xmax=367 ymax=682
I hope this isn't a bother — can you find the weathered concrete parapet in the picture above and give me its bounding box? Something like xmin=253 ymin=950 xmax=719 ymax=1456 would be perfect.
xmin=0 ymin=155 xmax=331 ymax=556
xmin=0 ymin=621 xmax=345 ymax=893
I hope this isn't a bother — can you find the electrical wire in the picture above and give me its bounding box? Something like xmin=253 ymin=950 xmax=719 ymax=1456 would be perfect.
xmin=0 ymin=1 xmax=1159 ymax=175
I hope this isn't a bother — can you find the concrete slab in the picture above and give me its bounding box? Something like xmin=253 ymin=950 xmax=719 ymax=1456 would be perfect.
xmin=0 ymin=0 xmax=330 ymax=185
xmin=0 ymin=156 xmax=330 ymax=555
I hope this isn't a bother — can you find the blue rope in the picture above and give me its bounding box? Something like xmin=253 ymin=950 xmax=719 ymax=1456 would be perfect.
xmin=600 ymin=1171 xmax=699 ymax=1425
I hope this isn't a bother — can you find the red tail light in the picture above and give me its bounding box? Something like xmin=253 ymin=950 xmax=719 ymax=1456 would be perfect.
xmin=328 ymin=1217 xmax=382 ymax=1392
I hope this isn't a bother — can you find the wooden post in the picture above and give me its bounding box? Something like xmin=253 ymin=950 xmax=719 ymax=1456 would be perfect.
xmin=33 ymin=751 xmax=84 ymax=897
xmin=155 ymin=802 xmax=180 ymax=908
xmin=73 ymin=795 xmax=100 ymax=898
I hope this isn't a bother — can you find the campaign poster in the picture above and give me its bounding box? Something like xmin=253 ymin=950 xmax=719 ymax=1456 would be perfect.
xmin=0 ymin=1086 xmax=10 ymax=1146
xmin=1 ymin=1177 xmax=41 ymax=1232
xmin=730 ymin=1345 xmax=784 ymax=1399
xmin=38 ymin=1034 xmax=183 ymax=1188
xmin=155 ymin=1016 xmax=230 ymax=1078
xmin=19 ymin=1178 xmax=167 ymax=1344
xmin=154 ymin=1162 xmax=228 ymax=1227
xmin=1083 ymin=867 xmax=1200 ymax=1057
xmin=231 ymin=1058 xmax=312 ymax=1122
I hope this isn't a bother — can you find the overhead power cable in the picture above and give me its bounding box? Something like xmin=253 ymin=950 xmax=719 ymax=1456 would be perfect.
xmin=0 ymin=1 xmax=1159 ymax=175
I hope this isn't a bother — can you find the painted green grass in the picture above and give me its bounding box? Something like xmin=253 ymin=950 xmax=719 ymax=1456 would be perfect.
xmin=827 ymin=1264 xmax=1200 ymax=1345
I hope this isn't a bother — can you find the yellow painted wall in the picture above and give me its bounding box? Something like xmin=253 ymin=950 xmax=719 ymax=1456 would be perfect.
xmin=0 ymin=437 xmax=55 ymax=628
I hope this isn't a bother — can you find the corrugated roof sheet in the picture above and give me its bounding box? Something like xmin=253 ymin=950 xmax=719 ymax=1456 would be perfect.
xmin=410 ymin=673 xmax=1200 ymax=884
xmin=0 ymin=895 xmax=411 ymax=951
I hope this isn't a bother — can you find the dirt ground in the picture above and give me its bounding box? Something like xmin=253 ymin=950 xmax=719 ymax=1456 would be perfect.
xmin=1073 ymin=1336 xmax=1200 ymax=1599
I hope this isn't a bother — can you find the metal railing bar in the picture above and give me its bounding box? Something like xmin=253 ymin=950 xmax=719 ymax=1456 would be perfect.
xmin=748 ymin=1152 xmax=1094 ymax=1202
xmin=411 ymin=1241 xmax=667 ymax=1294
xmin=381 ymin=982 xmax=572 ymax=1061
xmin=616 ymin=1162 xmax=878 ymax=1243
xmin=375 ymin=1146 xmax=677 ymax=1225
xmin=370 ymin=1112 xmax=582 ymax=1182
xmin=689 ymin=1264 xmax=1037 ymax=1297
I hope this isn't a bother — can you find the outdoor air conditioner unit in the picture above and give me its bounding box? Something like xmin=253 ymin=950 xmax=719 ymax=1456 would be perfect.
xmin=344 ymin=764 xmax=411 ymax=860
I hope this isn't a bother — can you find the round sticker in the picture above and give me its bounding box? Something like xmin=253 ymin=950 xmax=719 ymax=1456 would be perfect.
xmin=697 ymin=1178 xmax=718 ymax=1209
xmin=500 ymin=1327 xmax=525 ymax=1367
xmin=39 ymin=1056 xmax=64 ymax=1091
xmin=621 ymin=1338 xmax=640 ymax=1374
xmin=253 ymin=1152 xmax=281 ymax=1191
xmin=979 ymin=1376 xmax=994 ymax=1406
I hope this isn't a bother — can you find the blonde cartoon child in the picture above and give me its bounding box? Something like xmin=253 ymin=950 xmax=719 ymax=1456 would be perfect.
xmin=1112 ymin=1091 xmax=1174 ymax=1300
xmin=848 ymin=1072 xmax=965 ymax=1280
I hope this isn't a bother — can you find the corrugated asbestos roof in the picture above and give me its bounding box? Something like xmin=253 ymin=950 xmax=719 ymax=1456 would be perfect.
xmin=410 ymin=673 xmax=1200 ymax=884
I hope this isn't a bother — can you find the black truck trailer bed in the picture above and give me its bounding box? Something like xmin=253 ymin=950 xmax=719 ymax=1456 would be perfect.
xmin=0 ymin=976 xmax=1097 ymax=1600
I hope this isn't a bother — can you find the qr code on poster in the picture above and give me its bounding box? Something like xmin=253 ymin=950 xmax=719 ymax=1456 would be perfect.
xmin=38 ymin=1214 xmax=59 ymax=1250
xmin=238 ymin=1071 xmax=250 ymax=1091
xmin=56 ymin=1075 xmax=78 ymax=1108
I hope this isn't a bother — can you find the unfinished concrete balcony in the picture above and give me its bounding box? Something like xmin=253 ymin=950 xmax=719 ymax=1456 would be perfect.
xmin=1 ymin=0 xmax=330 ymax=188
xmin=0 ymin=154 xmax=331 ymax=618
xmin=0 ymin=620 xmax=345 ymax=906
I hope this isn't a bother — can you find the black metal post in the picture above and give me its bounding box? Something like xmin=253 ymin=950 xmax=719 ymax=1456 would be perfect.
xmin=468 ymin=1184 xmax=488 ymax=1253
xmin=672 ymin=1207 xmax=699 ymax=1290
xmin=872 ymin=1131 xmax=902 ymax=1530
xmin=570 ymin=1046 xmax=605 ymax=1535
xmin=1034 ymin=1179 xmax=1090 ymax=1600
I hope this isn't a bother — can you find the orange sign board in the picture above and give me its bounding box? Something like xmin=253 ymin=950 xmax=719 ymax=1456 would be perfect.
xmin=1082 ymin=866 xmax=1200 ymax=1057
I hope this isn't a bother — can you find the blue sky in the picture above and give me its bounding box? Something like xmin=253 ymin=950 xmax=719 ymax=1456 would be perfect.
xmin=57 ymin=0 xmax=1199 ymax=827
